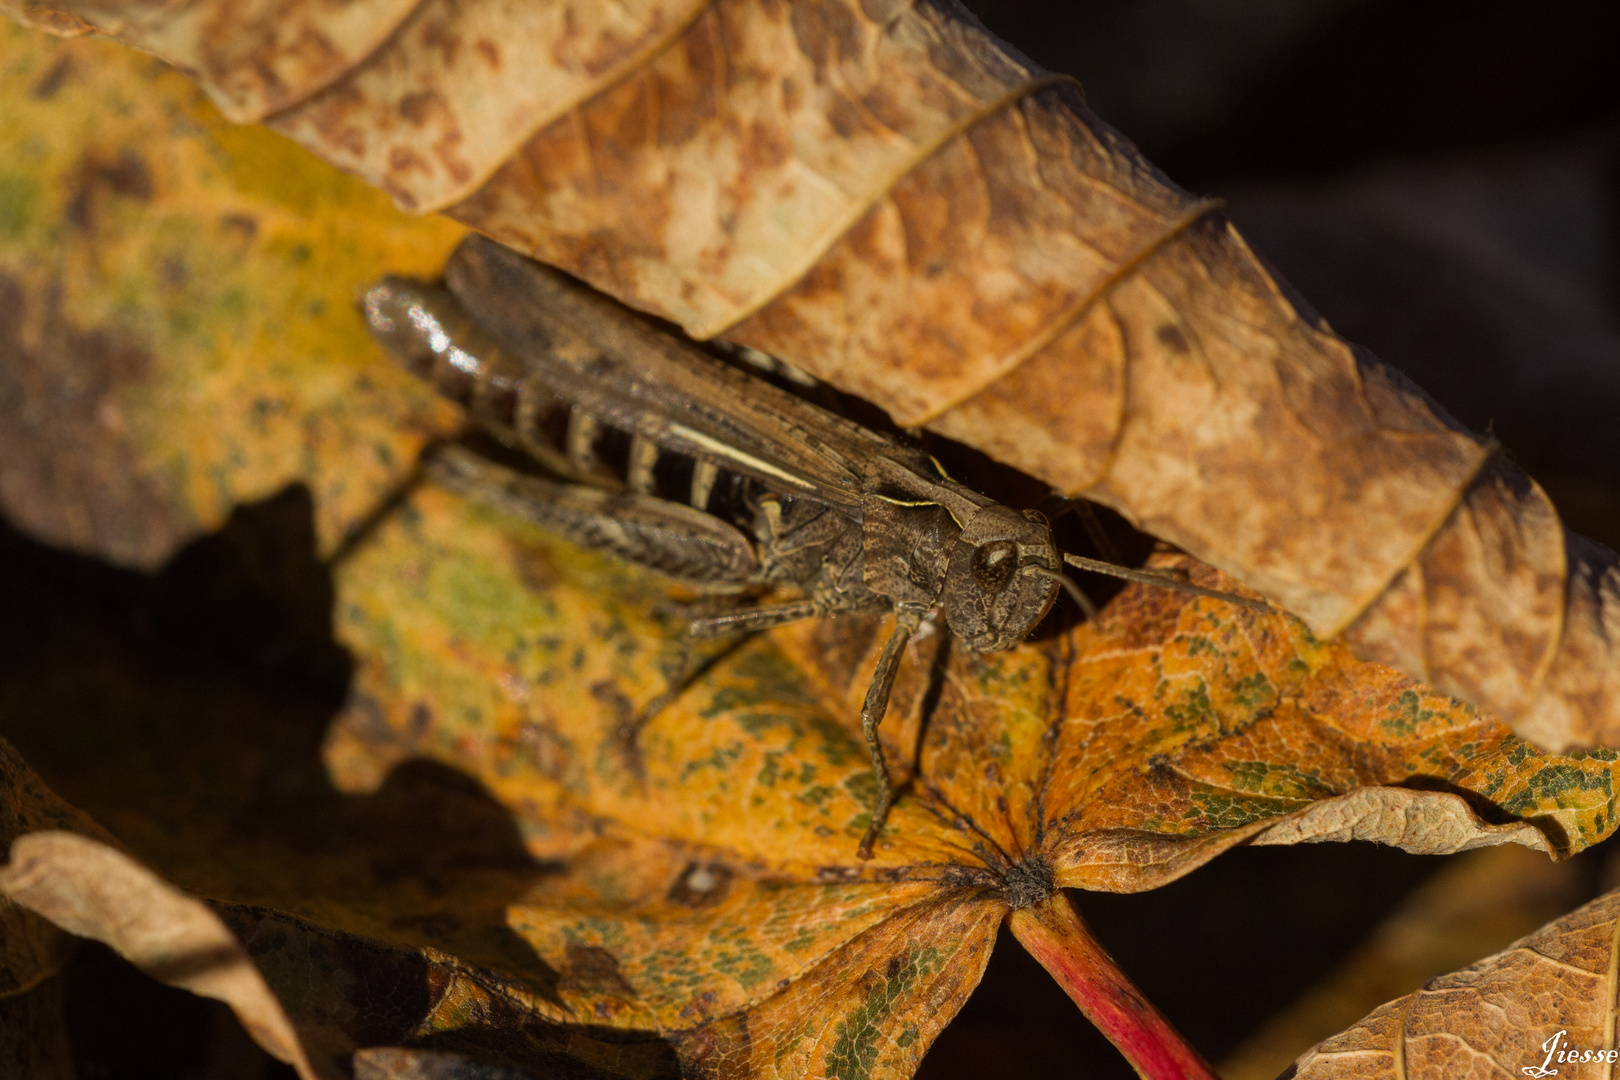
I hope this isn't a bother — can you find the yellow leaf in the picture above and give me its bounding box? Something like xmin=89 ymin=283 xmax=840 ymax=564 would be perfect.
xmin=0 ymin=21 xmax=464 ymax=567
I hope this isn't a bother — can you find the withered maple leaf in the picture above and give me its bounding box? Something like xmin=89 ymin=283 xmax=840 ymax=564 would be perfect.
xmin=308 ymin=486 xmax=1620 ymax=1079
xmin=1288 ymin=886 xmax=1620 ymax=1080
xmin=6 ymin=0 xmax=1620 ymax=758
xmin=2 ymin=17 xmax=1620 ymax=1080
xmin=6 ymin=487 xmax=1620 ymax=1078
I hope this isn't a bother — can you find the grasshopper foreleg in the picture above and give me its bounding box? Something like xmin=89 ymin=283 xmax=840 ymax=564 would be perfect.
xmin=857 ymin=606 xmax=926 ymax=860
xmin=639 ymin=597 xmax=822 ymax=725
xmin=622 ymin=597 xmax=827 ymax=770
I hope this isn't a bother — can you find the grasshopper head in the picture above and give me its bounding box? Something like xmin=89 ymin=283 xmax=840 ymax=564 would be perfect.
xmin=943 ymin=506 xmax=1060 ymax=652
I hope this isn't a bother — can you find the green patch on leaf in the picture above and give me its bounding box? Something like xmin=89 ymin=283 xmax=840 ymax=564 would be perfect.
xmin=1188 ymin=783 xmax=1307 ymax=830
xmin=1382 ymin=690 xmax=1436 ymax=738
xmin=1222 ymin=760 xmax=1332 ymax=800
xmin=1501 ymin=762 xmax=1613 ymax=816
xmin=1228 ymin=672 xmax=1275 ymax=710
xmin=824 ymin=948 xmax=945 ymax=1080
xmin=0 ymin=172 xmax=38 ymax=239
xmin=1164 ymin=678 xmax=1214 ymax=731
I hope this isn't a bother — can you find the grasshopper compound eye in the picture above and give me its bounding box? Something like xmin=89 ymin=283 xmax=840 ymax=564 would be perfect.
xmin=971 ymin=539 xmax=1020 ymax=593
xmin=944 ymin=507 xmax=1060 ymax=652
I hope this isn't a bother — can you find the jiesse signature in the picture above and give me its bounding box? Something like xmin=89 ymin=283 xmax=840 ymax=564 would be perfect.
xmin=1525 ymin=1030 xmax=1620 ymax=1076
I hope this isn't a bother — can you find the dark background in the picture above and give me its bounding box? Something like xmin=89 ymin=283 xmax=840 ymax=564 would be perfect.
xmin=7 ymin=1 xmax=1620 ymax=1077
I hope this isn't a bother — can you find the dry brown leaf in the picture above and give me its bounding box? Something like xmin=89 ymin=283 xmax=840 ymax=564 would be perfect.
xmin=1289 ymin=886 xmax=1620 ymax=1080
xmin=0 ymin=736 xmax=104 ymax=1079
xmin=1220 ymin=843 xmax=1593 ymax=1080
xmin=6 ymin=0 xmax=1618 ymax=755
xmin=0 ymin=737 xmax=106 ymax=1002
xmin=0 ymin=830 xmax=341 ymax=1080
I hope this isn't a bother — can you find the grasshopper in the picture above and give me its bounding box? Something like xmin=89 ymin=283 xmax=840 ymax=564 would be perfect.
xmin=364 ymin=236 xmax=1264 ymax=858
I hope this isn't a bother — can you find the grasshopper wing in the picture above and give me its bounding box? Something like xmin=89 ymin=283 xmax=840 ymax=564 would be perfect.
xmin=444 ymin=236 xmax=933 ymax=511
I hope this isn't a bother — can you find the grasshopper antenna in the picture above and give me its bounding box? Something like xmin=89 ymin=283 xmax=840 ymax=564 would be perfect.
xmin=1022 ymin=566 xmax=1098 ymax=622
xmin=1061 ymin=554 xmax=1275 ymax=614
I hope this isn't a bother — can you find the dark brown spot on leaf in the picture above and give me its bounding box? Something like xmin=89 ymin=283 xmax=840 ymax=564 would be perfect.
xmin=790 ymin=0 xmax=862 ymax=69
xmin=398 ymin=90 xmax=444 ymax=125
xmin=159 ymin=254 xmax=188 ymax=289
xmin=677 ymin=990 xmax=720 ymax=1024
xmin=66 ymin=148 xmax=154 ymax=230
xmin=29 ymin=56 xmax=72 ymax=100
xmin=219 ymin=213 xmax=258 ymax=241
xmin=388 ymin=146 xmax=431 ymax=177
xmin=0 ymin=272 xmax=193 ymax=566
xmin=1156 ymin=323 xmax=1190 ymax=354
xmin=560 ymin=942 xmax=637 ymax=999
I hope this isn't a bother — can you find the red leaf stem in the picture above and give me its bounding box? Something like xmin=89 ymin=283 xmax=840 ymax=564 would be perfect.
xmin=1009 ymin=892 xmax=1221 ymax=1080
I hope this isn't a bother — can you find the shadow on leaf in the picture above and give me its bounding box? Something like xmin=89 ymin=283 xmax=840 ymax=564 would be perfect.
xmin=0 ymin=484 xmax=678 ymax=1077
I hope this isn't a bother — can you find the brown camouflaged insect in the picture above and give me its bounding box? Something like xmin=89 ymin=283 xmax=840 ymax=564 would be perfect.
xmin=364 ymin=235 xmax=1265 ymax=858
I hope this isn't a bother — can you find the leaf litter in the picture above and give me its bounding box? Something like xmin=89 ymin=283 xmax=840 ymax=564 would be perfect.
xmin=1 ymin=13 xmax=1620 ymax=1080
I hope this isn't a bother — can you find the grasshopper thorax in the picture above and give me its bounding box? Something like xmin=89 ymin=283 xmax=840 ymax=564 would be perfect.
xmin=943 ymin=506 xmax=1061 ymax=652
